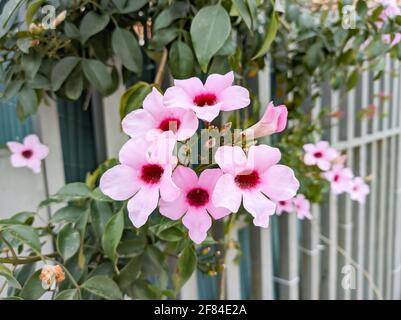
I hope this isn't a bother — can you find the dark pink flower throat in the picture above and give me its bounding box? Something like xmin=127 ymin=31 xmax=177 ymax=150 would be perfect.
xmin=235 ymin=171 xmax=260 ymax=189
xmin=159 ymin=117 xmax=181 ymax=132
xmin=314 ymin=151 xmax=323 ymax=158
xmin=22 ymin=149 xmax=33 ymax=159
xmin=194 ymin=93 xmax=217 ymax=107
xmin=186 ymin=188 xmax=209 ymax=207
xmin=141 ymin=164 xmax=164 ymax=184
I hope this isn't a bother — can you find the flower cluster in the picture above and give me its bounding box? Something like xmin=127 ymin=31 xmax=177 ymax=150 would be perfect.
xmin=100 ymin=71 xmax=301 ymax=243
xmin=303 ymin=141 xmax=370 ymax=204
xmin=39 ymin=265 xmax=65 ymax=290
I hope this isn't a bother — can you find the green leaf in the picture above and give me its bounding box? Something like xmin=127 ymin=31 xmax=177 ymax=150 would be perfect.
xmin=80 ymin=12 xmax=110 ymax=44
xmin=55 ymin=289 xmax=79 ymax=300
xmin=232 ymin=0 xmax=252 ymax=32
xmin=112 ymin=27 xmax=143 ymax=74
xmin=168 ymin=41 xmax=194 ymax=79
xmin=82 ymin=276 xmax=122 ymax=300
xmin=157 ymin=227 xmax=184 ymax=242
xmin=64 ymin=66 xmax=83 ymax=100
xmin=3 ymin=81 xmax=23 ymax=100
xmin=18 ymin=86 xmax=38 ymax=118
xmin=112 ymin=0 xmax=148 ymax=13
xmin=51 ymin=205 xmax=85 ymax=224
xmin=153 ymin=2 xmax=189 ymax=31
xmin=90 ymin=188 xmax=113 ymax=202
xmin=57 ymin=224 xmax=80 ymax=261
xmin=356 ymin=0 xmax=368 ymax=16
xmin=252 ymin=10 xmax=278 ymax=59
xmin=19 ymin=269 xmax=46 ymax=300
xmin=149 ymin=27 xmax=179 ymax=49
xmin=25 ymin=0 xmax=44 ymax=25
xmin=102 ymin=211 xmax=124 ymax=266
xmin=190 ymin=5 xmax=231 ymax=72
xmin=346 ymin=69 xmax=360 ymax=91
xmin=0 ymin=264 xmax=22 ymax=289
xmin=91 ymin=201 xmax=113 ymax=240
xmin=4 ymin=225 xmax=41 ymax=253
xmin=64 ymin=22 xmax=80 ymax=40
xmin=22 ymin=51 xmax=42 ymax=80
xmin=51 ymin=57 xmax=80 ymax=91
xmin=116 ymin=256 xmax=142 ymax=290
xmin=0 ymin=0 xmax=26 ymax=39
xmin=119 ymin=81 xmax=153 ymax=120
xmin=174 ymin=245 xmax=197 ymax=290
xmin=82 ymin=59 xmax=113 ymax=95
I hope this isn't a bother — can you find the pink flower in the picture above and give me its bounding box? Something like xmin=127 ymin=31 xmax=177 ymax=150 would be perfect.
xmin=163 ymin=71 xmax=250 ymax=122
xmin=303 ymin=141 xmax=339 ymax=171
xmin=159 ymin=166 xmax=230 ymax=244
xmin=383 ymin=33 xmax=401 ymax=46
xmin=380 ymin=0 xmax=401 ymax=19
xmin=349 ymin=177 xmax=370 ymax=204
xmin=212 ymin=145 xmax=300 ymax=228
xmin=100 ymin=133 xmax=180 ymax=228
xmin=275 ymin=199 xmax=293 ymax=215
xmin=122 ymin=88 xmax=198 ymax=141
xmin=7 ymin=134 xmax=49 ymax=173
xmin=323 ymin=164 xmax=353 ymax=195
xmin=293 ymin=194 xmax=312 ymax=220
xmin=242 ymin=101 xmax=288 ymax=139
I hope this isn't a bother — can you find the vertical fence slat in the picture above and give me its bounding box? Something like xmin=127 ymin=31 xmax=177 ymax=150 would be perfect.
xmin=226 ymin=226 xmax=242 ymax=300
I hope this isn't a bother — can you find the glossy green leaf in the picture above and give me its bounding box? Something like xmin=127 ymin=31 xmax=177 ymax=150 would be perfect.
xmin=119 ymin=81 xmax=153 ymax=120
xmin=190 ymin=5 xmax=231 ymax=72
xmin=232 ymin=0 xmax=252 ymax=31
xmin=54 ymin=289 xmax=79 ymax=300
xmin=112 ymin=0 xmax=148 ymax=13
xmin=19 ymin=269 xmax=46 ymax=300
xmin=82 ymin=59 xmax=113 ymax=95
xmin=0 ymin=0 xmax=26 ymax=38
xmin=0 ymin=264 xmax=22 ymax=289
xmin=25 ymin=0 xmax=44 ymax=25
xmin=102 ymin=210 xmax=124 ymax=265
xmin=80 ymin=12 xmax=110 ymax=44
xmin=174 ymin=245 xmax=197 ymax=290
xmin=22 ymin=51 xmax=42 ymax=80
xmin=153 ymin=2 xmax=189 ymax=31
xmin=64 ymin=66 xmax=83 ymax=100
xmin=168 ymin=41 xmax=194 ymax=79
xmin=252 ymin=10 xmax=278 ymax=59
xmin=18 ymin=86 xmax=38 ymax=118
xmin=51 ymin=205 xmax=85 ymax=224
xmin=4 ymin=225 xmax=41 ymax=253
xmin=57 ymin=224 xmax=80 ymax=261
xmin=112 ymin=27 xmax=142 ymax=74
xmin=51 ymin=57 xmax=80 ymax=91
xmin=82 ymin=276 xmax=122 ymax=300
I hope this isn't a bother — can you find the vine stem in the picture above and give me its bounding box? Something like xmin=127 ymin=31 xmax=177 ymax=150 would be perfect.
xmin=154 ymin=48 xmax=168 ymax=86
xmin=0 ymin=253 xmax=58 ymax=265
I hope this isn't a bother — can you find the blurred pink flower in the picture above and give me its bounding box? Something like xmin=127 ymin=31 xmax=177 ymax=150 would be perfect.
xmin=383 ymin=33 xmax=401 ymax=46
xmin=349 ymin=177 xmax=370 ymax=204
xmin=122 ymin=88 xmax=198 ymax=141
xmin=275 ymin=199 xmax=293 ymax=215
xmin=212 ymin=145 xmax=299 ymax=228
xmin=380 ymin=0 xmax=401 ymax=20
xmin=100 ymin=133 xmax=180 ymax=228
xmin=159 ymin=166 xmax=230 ymax=244
xmin=163 ymin=71 xmax=250 ymax=122
xmin=293 ymin=194 xmax=312 ymax=220
xmin=7 ymin=134 xmax=49 ymax=173
xmin=303 ymin=141 xmax=339 ymax=171
xmin=242 ymin=101 xmax=288 ymax=139
xmin=323 ymin=164 xmax=353 ymax=195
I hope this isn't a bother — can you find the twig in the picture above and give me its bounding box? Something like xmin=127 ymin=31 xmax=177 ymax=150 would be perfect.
xmin=154 ymin=48 xmax=168 ymax=86
xmin=0 ymin=253 xmax=58 ymax=265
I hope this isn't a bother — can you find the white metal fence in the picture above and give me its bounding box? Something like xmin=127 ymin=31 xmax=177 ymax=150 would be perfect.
xmin=181 ymin=56 xmax=401 ymax=300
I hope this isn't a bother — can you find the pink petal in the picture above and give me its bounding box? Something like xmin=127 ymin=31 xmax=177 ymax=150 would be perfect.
xmin=260 ymin=164 xmax=299 ymax=201
xmin=176 ymin=110 xmax=199 ymax=141
xmin=247 ymin=145 xmax=281 ymax=173
xmin=99 ymin=164 xmax=141 ymax=201
xmin=7 ymin=141 xmax=24 ymax=153
xmin=10 ymin=153 xmax=28 ymax=167
xmin=304 ymin=153 xmax=317 ymax=166
xmin=243 ymin=191 xmax=276 ymax=228
xmin=118 ymin=138 xmax=148 ymax=169
xmin=23 ymin=134 xmax=40 ymax=148
xmin=198 ymin=168 xmax=223 ymax=193
xmin=316 ymin=141 xmax=329 ymax=150
xmin=172 ymin=165 xmax=198 ymax=192
xmin=148 ymin=131 xmax=177 ymax=166
xmin=317 ymin=159 xmax=331 ymax=171
xmin=207 ymin=203 xmax=231 ymax=220
xmin=143 ymin=88 xmax=165 ymax=119
xmin=204 ymin=71 xmax=234 ymax=94
xmin=218 ymin=86 xmax=250 ymax=111
xmin=122 ymin=109 xmax=157 ymax=138
xmin=303 ymin=144 xmax=316 ymax=153
xmin=159 ymin=193 xmax=188 ymax=220
xmin=212 ymin=173 xmax=242 ymax=213
xmin=27 ymin=158 xmax=42 ymax=173
xmin=192 ymin=104 xmax=221 ymax=122
xmin=32 ymin=143 xmax=49 ymax=159
xmin=182 ymin=207 xmax=212 ymax=244
xmin=174 ymin=77 xmax=204 ymax=97
xmin=159 ymin=164 xmax=181 ymax=201
xmin=127 ymin=186 xmax=159 ymax=228
xmin=163 ymin=87 xmax=194 ymax=110
xmin=214 ymin=146 xmax=247 ymax=175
